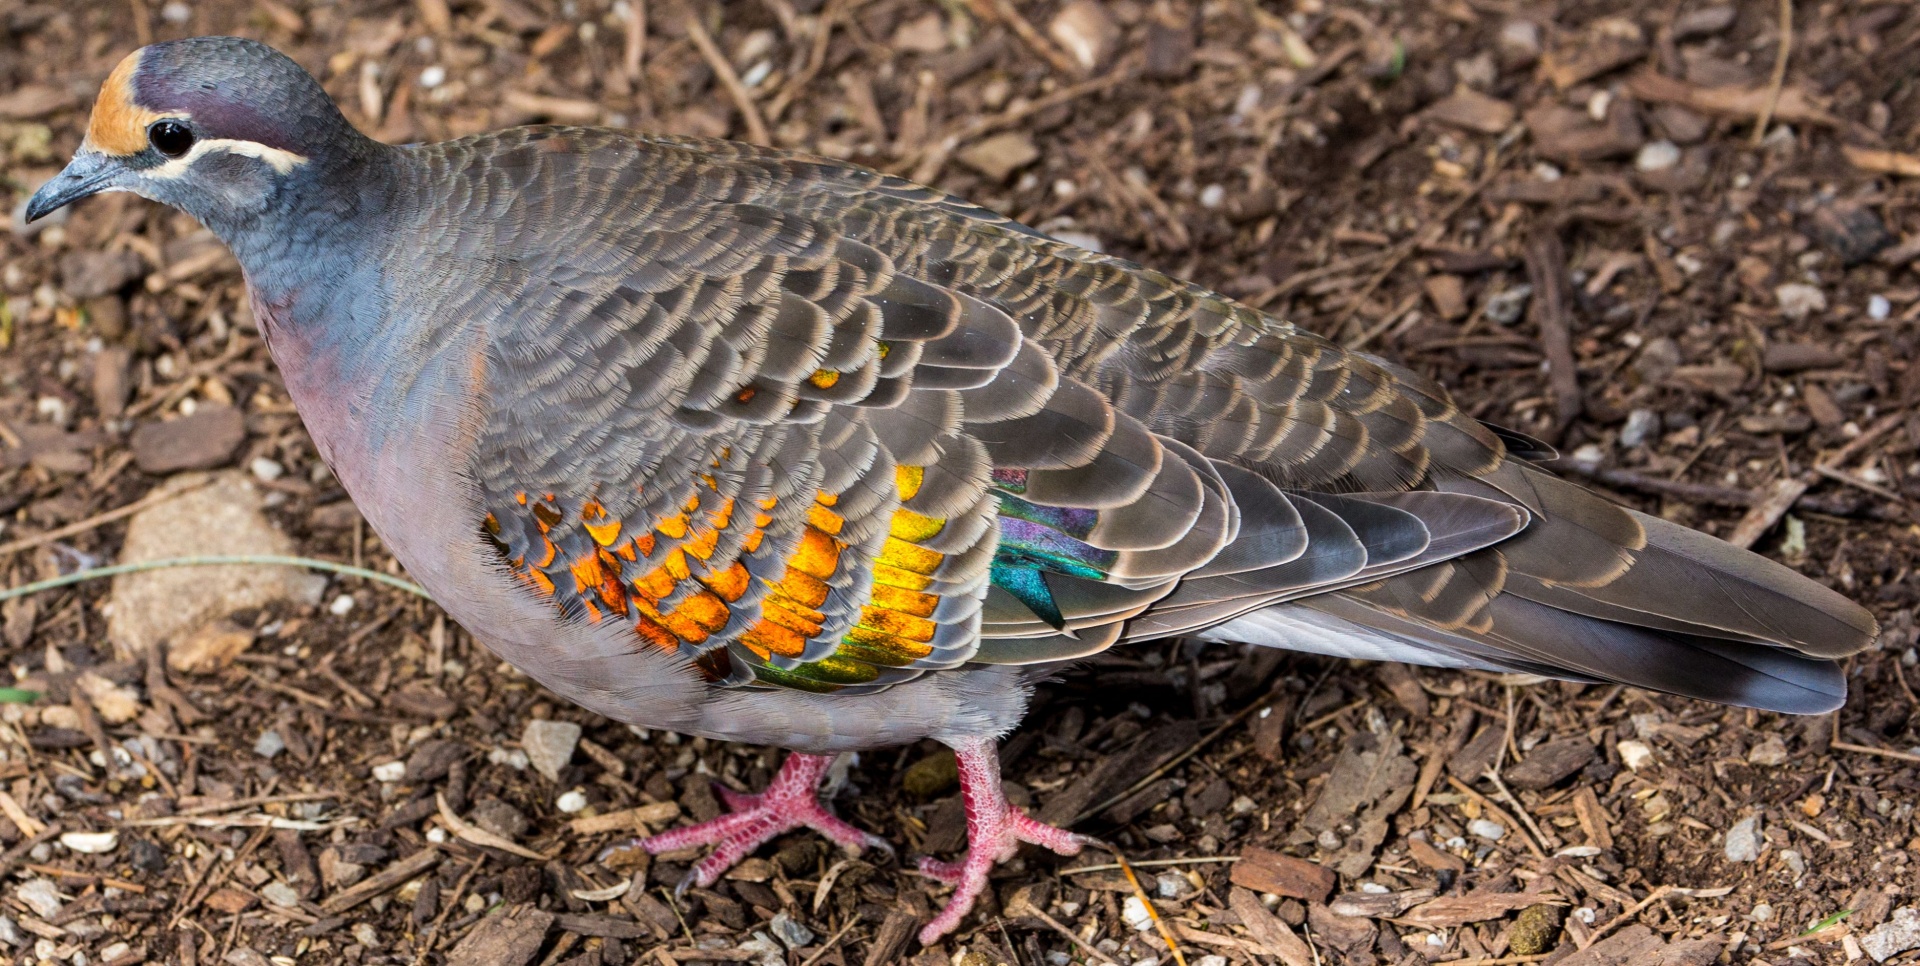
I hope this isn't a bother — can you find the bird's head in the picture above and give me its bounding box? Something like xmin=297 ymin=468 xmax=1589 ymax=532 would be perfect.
xmin=26 ymin=37 xmax=367 ymax=231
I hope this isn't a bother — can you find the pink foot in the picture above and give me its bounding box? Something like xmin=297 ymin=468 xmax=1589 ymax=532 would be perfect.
xmin=603 ymin=752 xmax=891 ymax=893
xmin=916 ymin=737 xmax=1088 ymax=944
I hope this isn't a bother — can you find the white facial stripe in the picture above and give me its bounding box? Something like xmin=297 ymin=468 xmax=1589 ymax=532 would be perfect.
xmin=145 ymin=138 xmax=309 ymax=179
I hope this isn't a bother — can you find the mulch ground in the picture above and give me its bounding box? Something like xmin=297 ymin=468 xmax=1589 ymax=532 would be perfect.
xmin=2 ymin=0 xmax=1919 ymax=964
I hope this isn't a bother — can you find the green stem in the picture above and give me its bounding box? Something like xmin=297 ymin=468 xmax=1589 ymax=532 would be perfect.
xmin=0 ymin=555 xmax=429 ymax=602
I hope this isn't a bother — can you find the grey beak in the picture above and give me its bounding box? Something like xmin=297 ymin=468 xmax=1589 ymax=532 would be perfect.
xmin=25 ymin=150 xmax=117 ymax=223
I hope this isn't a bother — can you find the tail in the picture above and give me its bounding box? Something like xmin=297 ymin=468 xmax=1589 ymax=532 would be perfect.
xmin=1201 ymin=463 xmax=1875 ymax=714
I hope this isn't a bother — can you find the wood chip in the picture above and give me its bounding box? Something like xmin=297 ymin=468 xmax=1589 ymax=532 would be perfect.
xmin=1398 ymin=892 xmax=1562 ymax=928
xmin=1228 ymin=847 xmax=1335 ymax=903
xmin=1228 ymin=887 xmax=1314 ymax=966
xmin=436 ymin=793 xmax=551 ymax=861
xmin=567 ymin=802 xmax=679 ymax=836
xmin=319 ymin=848 xmax=441 ymax=914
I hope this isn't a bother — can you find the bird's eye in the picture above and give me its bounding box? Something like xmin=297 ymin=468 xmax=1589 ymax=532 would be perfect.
xmin=147 ymin=120 xmax=194 ymax=158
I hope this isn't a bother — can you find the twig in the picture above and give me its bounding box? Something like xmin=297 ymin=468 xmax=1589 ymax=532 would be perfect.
xmin=1727 ymin=411 xmax=1906 ymax=548
xmin=0 ymin=554 xmax=428 ymax=603
xmin=622 ymin=0 xmax=647 ymax=80
xmin=681 ymin=9 xmax=770 ymax=145
xmin=1578 ymin=885 xmax=1675 ymax=949
xmin=169 ymin=792 xmax=341 ymax=818
xmin=413 ymin=855 xmax=485 ymax=965
xmin=1074 ymin=699 xmax=1268 ymax=824
xmin=241 ymin=669 xmax=334 ymax=711
xmin=1751 ymin=0 xmax=1793 ymax=145
xmin=1483 ymin=767 xmax=1554 ymax=856
xmin=1445 ymin=776 xmax=1546 ymax=860
xmin=1526 ymin=230 xmax=1582 ymax=438
xmin=796 ymin=916 xmax=861 ymax=966
xmin=1061 ymin=856 xmax=1241 ymax=875
xmin=319 ymin=848 xmax=442 ymax=914
xmin=976 ymin=0 xmax=1082 ymax=76
xmin=1831 ymin=741 xmax=1920 ymax=765
xmin=0 ymin=823 xmax=64 ymax=881
xmin=0 ymin=478 xmax=213 ymax=559
xmin=1107 ymin=845 xmax=1187 ymax=966
xmin=1025 ymin=905 xmax=1124 ymax=966
xmin=1451 ymin=957 xmax=1550 ymax=965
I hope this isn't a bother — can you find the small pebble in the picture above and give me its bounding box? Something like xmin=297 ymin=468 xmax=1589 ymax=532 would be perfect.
xmin=254 ymin=730 xmax=286 ymax=759
xmin=1617 ymin=739 xmax=1654 ymax=771
xmin=249 ymin=457 xmax=284 ymax=481
xmin=1484 ymin=284 xmax=1533 ymax=325
xmin=353 ymin=923 xmax=379 ymax=946
xmin=372 ymin=761 xmax=406 ymax=782
xmin=1869 ymin=294 xmax=1891 ymax=320
xmin=1751 ymin=902 xmax=1774 ymax=922
xmin=425 ymin=827 xmax=448 ymax=844
xmin=329 ymin=594 xmax=356 ymax=616
xmin=1122 ymin=895 xmax=1154 ymax=931
xmin=15 ymin=879 xmax=63 ymax=919
xmin=1619 ymin=409 xmax=1659 ymax=448
xmin=0 ymin=916 xmax=19 ymax=948
xmin=768 ymin=911 xmax=814 ymax=949
xmin=1775 ymin=283 xmax=1827 ymax=320
xmin=556 ymin=789 xmax=589 ymax=813
xmin=1199 ymin=184 xmax=1225 ymax=209
xmin=1468 ymin=818 xmax=1506 ymax=842
xmin=260 ymin=881 xmax=301 ymax=908
xmin=1746 ymin=735 xmax=1788 ymax=766
xmin=1724 ymin=814 xmax=1763 ymax=862
xmin=419 ymin=65 xmax=446 ymax=89
xmin=1635 ymin=140 xmax=1681 ymax=172
xmin=522 ymin=719 xmax=583 ymax=783
xmin=160 ymin=0 xmax=191 ymax=23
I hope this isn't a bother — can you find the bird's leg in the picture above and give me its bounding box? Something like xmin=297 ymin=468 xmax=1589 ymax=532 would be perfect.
xmin=605 ymin=751 xmax=891 ymax=893
xmin=916 ymin=737 xmax=1088 ymax=944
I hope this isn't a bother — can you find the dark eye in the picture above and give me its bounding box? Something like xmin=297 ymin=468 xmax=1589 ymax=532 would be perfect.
xmin=147 ymin=120 xmax=194 ymax=158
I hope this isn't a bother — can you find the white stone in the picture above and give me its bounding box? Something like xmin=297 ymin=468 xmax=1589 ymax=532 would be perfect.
xmin=1635 ymin=140 xmax=1681 ymax=172
xmin=260 ymin=881 xmax=301 ymax=908
xmin=1617 ymin=740 xmax=1654 ymax=771
xmin=1468 ymin=818 xmax=1506 ymax=841
xmin=419 ymin=65 xmax=447 ymax=89
xmin=1775 ymin=283 xmax=1827 ymax=320
xmin=1619 ymin=409 xmax=1659 ymax=448
xmin=254 ymin=730 xmax=286 ymax=759
xmin=522 ymin=719 xmax=582 ymax=783
xmin=1724 ymin=814 xmax=1763 ymax=862
xmin=107 ymin=473 xmax=326 ymax=657
xmin=1746 ymin=735 xmax=1788 ymax=766
xmin=372 ymin=761 xmax=406 ymax=783
xmin=329 ymin=594 xmax=356 ymax=617
xmin=1869 ymin=294 xmax=1892 ymax=321
xmin=248 ymin=457 xmax=284 ymax=481
xmin=15 ymin=879 xmax=63 ymax=918
xmin=556 ymin=789 xmax=589 ymax=813
xmin=1751 ymin=902 xmax=1773 ymax=922
xmin=1122 ymin=895 xmax=1154 ymax=931
xmin=1862 ymin=906 xmax=1920 ymax=962
xmin=58 ymin=831 xmax=117 ymax=855
xmin=768 ymin=911 xmax=814 ymax=949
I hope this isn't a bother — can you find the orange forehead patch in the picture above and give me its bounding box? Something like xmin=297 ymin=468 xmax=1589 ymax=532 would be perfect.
xmin=87 ymin=50 xmax=173 ymax=157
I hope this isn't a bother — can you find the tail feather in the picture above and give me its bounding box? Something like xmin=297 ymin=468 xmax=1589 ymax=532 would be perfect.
xmin=1192 ymin=462 xmax=1873 ymax=715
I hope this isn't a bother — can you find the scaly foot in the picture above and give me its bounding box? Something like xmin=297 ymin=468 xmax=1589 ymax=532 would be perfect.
xmin=916 ymin=737 xmax=1088 ymax=944
xmin=604 ymin=752 xmax=891 ymax=893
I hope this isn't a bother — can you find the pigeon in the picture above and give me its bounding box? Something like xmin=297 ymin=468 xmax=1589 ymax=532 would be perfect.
xmin=29 ymin=36 xmax=1876 ymax=944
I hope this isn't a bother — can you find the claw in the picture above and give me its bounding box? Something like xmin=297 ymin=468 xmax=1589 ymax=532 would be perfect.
xmin=915 ymin=738 xmax=1085 ymax=946
xmin=621 ymin=752 xmax=890 ymax=890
